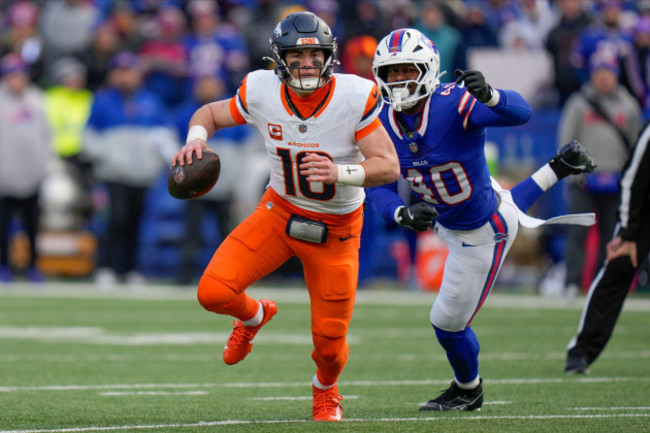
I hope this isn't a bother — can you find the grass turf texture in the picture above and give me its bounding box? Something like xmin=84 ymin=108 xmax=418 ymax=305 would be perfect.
xmin=0 ymin=283 xmax=648 ymax=433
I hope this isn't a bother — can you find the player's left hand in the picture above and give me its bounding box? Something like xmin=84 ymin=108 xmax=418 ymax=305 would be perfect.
xmin=455 ymin=69 xmax=493 ymax=104
xmin=396 ymin=202 xmax=439 ymax=232
xmin=299 ymin=152 xmax=338 ymax=184
xmin=606 ymin=236 xmax=638 ymax=267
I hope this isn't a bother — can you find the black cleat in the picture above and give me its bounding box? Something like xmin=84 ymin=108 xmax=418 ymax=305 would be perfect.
xmin=565 ymin=356 xmax=590 ymax=375
xmin=419 ymin=379 xmax=483 ymax=411
xmin=550 ymin=139 xmax=597 ymax=177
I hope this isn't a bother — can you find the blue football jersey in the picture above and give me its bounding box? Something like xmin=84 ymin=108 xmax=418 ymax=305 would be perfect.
xmin=366 ymin=82 xmax=532 ymax=230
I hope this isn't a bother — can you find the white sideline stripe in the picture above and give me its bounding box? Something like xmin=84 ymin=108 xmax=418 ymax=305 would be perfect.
xmin=3 ymin=350 xmax=650 ymax=364
xmin=248 ymin=395 xmax=360 ymax=401
xmin=571 ymin=407 xmax=650 ymax=411
xmin=2 ymin=283 xmax=650 ymax=311
xmin=99 ymin=391 xmax=208 ymax=396
xmin=1 ymin=414 xmax=649 ymax=433
xmin=2 ymin=376 xmax=649 ymax=393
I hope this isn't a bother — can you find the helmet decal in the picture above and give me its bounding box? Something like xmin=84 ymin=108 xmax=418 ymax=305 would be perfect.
xmin=389 ymin=29 xmax=408 ymax=53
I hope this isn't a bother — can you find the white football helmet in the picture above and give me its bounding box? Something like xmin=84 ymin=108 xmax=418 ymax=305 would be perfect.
xmin=372 ymin=28 xmax=442 ymax=111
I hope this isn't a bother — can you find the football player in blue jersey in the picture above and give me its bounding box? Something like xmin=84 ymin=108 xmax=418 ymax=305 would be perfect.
xmin=366 ymin=28 xmax=596 ymax=411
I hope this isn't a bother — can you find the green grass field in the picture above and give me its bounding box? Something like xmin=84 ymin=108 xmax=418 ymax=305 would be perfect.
xmin=1 ymin=282 xmax=648 ymax=433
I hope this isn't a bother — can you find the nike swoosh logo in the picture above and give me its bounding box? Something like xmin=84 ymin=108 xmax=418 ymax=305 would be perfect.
xmin=371 ymin=87 xmax=378 ymax=98
xmin=339 ymin=236 xmax=354 ymax=242
xmin=461 ymin=242 xmax=475 ymax=247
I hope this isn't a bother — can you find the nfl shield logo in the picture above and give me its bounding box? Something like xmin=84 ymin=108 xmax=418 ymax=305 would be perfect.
xmin=299 ymin=124 xmax=307 ymax=133
xmin=172 ymin=166 xmax=185 ymax=184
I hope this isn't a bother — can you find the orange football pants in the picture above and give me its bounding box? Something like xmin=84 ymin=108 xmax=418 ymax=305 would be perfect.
xmin=197 ymin=188 xmax=363 ymax=386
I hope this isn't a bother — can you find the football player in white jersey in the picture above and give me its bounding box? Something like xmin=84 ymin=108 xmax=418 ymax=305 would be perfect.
xmin=171 ymin=12 xmax=399 ymax=422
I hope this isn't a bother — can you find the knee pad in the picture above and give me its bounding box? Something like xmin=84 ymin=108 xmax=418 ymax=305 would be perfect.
xmin=196 ymin=272 xmax=239 ymax=312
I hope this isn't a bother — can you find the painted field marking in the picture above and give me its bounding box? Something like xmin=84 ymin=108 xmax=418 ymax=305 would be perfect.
xmin=1 ymin=414 xmax=650 ymax=433
xmin=2 ymin=376 xmax=650 ymax=393
xmin=247 ymin=395 xmax=360 ymax=401
xmin=99 ymin=391 xmax=208 ymax=396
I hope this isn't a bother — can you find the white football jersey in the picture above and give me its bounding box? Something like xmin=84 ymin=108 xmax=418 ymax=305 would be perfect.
xmin=231 ymin=70 xmax=383 ymax=215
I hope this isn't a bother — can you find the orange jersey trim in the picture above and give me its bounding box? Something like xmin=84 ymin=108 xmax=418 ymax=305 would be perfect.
xmin=229 ymin=97 xmax=247 ymax=125
xmin=362 ymin=84 xmax=380 ymax=119
xmin=266 ymin=187 xmax=362 ymax=226
xmin=355 ymin=117 xmax=381 ymax=141
xmin=281 ymin=78 xmax=335 ymax=119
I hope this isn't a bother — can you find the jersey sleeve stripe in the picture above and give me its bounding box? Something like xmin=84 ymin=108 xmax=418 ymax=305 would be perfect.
xmin=361 ymin=84 xmax=381 ymax=119
xmin=458 ymin=90 xmax=471 ymax=115
xmin=229 ymin=97 xmax=247 ymax=125
xmin=462 ymin=99 xmax=477 ymax=130
xmin=238 ymin=75 xmax=249 ymax=112
xmin=355 ymin=117 xmax=381 ymax=141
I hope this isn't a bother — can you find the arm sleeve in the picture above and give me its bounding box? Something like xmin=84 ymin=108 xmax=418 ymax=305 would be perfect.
xmin=365 ymin=181 xmax=404 ymax=223
xmin=617 ymin=122 xmax=650 ymax=240
xmin=468 ymin=89 xmax=532 ymax=128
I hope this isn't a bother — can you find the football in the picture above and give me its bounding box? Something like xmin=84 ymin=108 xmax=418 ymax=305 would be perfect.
xmin=167 ymin=149 xmax=221 ymax=200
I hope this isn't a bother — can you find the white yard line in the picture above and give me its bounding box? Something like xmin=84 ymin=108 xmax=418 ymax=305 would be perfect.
xmin=1 ymin=414 xmax=649 ymax=433
xmin=2 ymin=376 xmax=650 ymax=393
xmin=1 ymin=283 xmax=649 ymax=311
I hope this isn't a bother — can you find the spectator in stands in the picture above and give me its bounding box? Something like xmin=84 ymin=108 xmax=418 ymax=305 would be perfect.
xmin=238 ymin=0 xmax=286 ymax=71
xmin=44 ymin=57 xmax=94 ymax=223
xmin=1 ymin=1 xmax=45 ymax=84
xmin=339 ymin=0 xmax=389 ymax=44
xmin=108 ymin=1 xmax=145 ymax=53
xmin=340 ymin=35 xmax=377 ymax=80
xmin=82 ymin=52 xmax=177 ymax=287
xmin=138 ymin=5 xmax=190 ymax=109
xmin=0 ymin=54 xmax=52 ymax=283
xmin=570 ymin=0 xmax=633 ymax=86
xmin=40 ymin=0 xmax=99 ymax=75
xmin=458 ymin=1 xmax=498 ymax=51
xmin=558 ymin=50 xmax=642 ymax=297
xmin=183 ymin=0 xmax=249 ymax=94
xmin=498 ymin=0 xmax=556 ymax=50
xmin=79 ymin=21 xmax=122 ymax=91
xmin=416 ymin=1 xmax=463 ymax=78
xmin=620 ymin=16 xmax=650 ymax=117
xmin=546 ymin=0 xmax=593 ymax=107
xmin=173 ymin=73 xmax=251 ymax=284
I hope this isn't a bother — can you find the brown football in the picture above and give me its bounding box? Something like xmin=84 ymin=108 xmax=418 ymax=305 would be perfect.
xmin=167 ymin=149 xmax=221 ymax=200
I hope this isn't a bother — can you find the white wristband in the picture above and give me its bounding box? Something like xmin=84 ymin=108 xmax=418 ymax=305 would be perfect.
xmin=186 ymin=125 xmax=208 ymax=144
xmin=485 ymin=87 xmax=500 ymax=107
xmin=337 ymin=164 xmax=366 ymax=186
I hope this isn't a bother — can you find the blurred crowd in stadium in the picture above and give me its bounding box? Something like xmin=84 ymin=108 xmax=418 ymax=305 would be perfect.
xmin=0 ymin=0 xmax=648 ymax=295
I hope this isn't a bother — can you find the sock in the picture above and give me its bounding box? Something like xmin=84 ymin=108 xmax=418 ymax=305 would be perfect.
xmin=242 ymin=301 xmax=264 ymax=326
xmin=510 ymin=177 xmax=544 ymax=212
xmin=313 ymin=374 xmax=335 ymax=390
xmin=434 ymin=325 xmax=480 ymax=384
xmin=456 ymin=376 xmax=481 ymax=390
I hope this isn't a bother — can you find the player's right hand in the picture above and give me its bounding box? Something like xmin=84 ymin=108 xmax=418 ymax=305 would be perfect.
xmin=172 ymin=140 xmax=208 ymax=167
xmin=396 ymin=202 xmax=439 ymax=232
xmin=454 ymin=69 xmax=493 ymax=104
